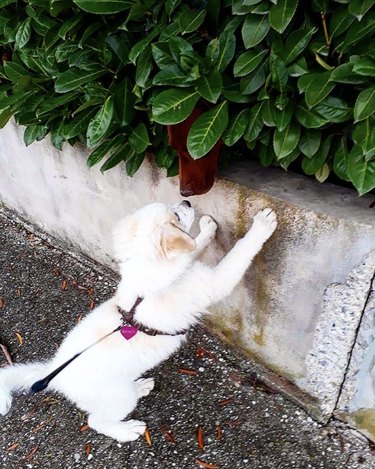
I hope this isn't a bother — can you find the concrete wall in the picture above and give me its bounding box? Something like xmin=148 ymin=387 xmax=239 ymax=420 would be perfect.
xmin=1 ymin=121 xmax=375 ymax=432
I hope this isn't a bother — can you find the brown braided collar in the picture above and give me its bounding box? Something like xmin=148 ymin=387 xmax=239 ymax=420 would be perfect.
xmin=117 ymin=297 xmax=188 ymax=337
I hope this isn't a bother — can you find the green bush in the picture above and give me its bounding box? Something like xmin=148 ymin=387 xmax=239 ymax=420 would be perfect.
xmin=0 ymin=0 xmax=374 ymax=194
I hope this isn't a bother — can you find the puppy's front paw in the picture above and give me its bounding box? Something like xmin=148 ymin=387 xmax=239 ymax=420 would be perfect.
xmin=117 ymin=419 xmax=147 ymax=442
xmin=199 ymin=215 xmax=217 ymax=236
xmin=251 ymin=208 xmax=277 ymax=240
xmin=0 ymin=387 xmax=12 ymax=416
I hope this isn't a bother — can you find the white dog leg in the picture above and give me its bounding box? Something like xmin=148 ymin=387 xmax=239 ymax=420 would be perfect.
xmin=88 ymin=415 xmax=147 ymax=442
xmin=194 ymin=215 xmax=218 ymax=256
xmin=211 ymin=208 xmax=277 ymax=301
xmin=135 ymin=377 xmax=155 ymax=398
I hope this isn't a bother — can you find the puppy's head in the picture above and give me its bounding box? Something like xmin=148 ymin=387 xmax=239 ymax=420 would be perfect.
xmin=113 ymin=201 xmax=196 ymax=262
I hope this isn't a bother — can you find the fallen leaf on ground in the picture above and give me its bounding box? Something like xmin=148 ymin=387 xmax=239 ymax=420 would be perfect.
xmin=15 ymin=289 xmax=21 ymax=297
xmin=80 ymin=424 xmax=90 ymax=432
xmin=32 ymin=416 xmax=53 ymax=433
xmin=178 ymin=368 xmax=198 ymax=376
xmin=89 ymin=300 xmax=95 ymax=310
xmin=84 ymin=443 xmax=92 ymax=456
xmin=196 ymin=459 xmax=219 ymax=468
xmin=15 ymin=332 xmax=23 ymax=346
xmin=215 ymin=422 xmax=223 ymax=440
xmin=53 ymin=267 xmax=61 ymax=277
xmin=144 ymin=428 xmax=152 ymax=446
xmin=0 ymin=343 xmax=13 ymax=365
xmin=87 ymin=287 xmax=94 ymax=296
xmin=0 ymin=297 xmax=4 ymax=308
xmin=195 ymin=347 xmax=217 ymax=360
xmin=7 ymin=443 xmax=19 ymax=451
xmin=161 ymin=425 xmax=175 ymax=444
xmin=61 ymin=280 xmax=68 ymax=290
xmin=23 ymin=445 xmax=39 ymax=461
xmin=77 ymin=313 xmax=83 ymax=323
xmin=217 ymin=398 xmax=233 ymax=407
xmin=196 ymin=425 xmax=204 ymax=451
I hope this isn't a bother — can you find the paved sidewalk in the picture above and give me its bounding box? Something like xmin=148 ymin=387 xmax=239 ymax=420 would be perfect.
xmin=0 ymin=209 xmax=375 ymax=469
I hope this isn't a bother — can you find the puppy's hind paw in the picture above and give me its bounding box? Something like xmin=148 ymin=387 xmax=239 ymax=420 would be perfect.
xmin=251 ymin=208 xmax=277 ymax=240
xmin=115 ymin=420 xmax=147 ymax=442
xmin=136 ymin=377 xmax=155 ymax=398
xmin=199 ymin=215 xmax=217 ymax=236
xmin=0 ymin=388 xmax=12 ymax=416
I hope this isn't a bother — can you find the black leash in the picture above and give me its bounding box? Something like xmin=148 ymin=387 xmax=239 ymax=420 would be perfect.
xmin=30 ymin=297 xmax=188 ymax=394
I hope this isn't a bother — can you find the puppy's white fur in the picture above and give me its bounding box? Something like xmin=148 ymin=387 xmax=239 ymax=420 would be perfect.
xmin=0 ymin=202 xmax=277 ymax=442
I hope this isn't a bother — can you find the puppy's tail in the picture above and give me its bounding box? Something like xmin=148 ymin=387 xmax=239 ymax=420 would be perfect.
xmin=0 ymin=362 xmax=47 ymax=415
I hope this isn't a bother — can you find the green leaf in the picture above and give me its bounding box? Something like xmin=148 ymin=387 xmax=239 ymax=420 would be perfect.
xmin=301 ymin=135 xmax=332 ymax=175
xmin=244 ymin=102 xmax=263 ymax=143
xmin=58 ymin=12 xmax=85 ymax=39
xmin=129 ymin=122 xmax=150 ymax=153
xmin=166 ymin=0 xmax=183 ymax=16
xmin=333 ymin=137 xmax=350 ymax=182
xmin=347 ymin=145 xmax=375 ymax=195
xmin=352 ymin=119 xmax=375 ymax=160
xmin=196 ymin=72 xmax=222 ymax=103
xmin=299 ymin=129 xmax=321 ymax=158
xmin=241 ymin=14 xmax=270 ymax=48
xmin=87 ymin=134 xmax=124 ymax=167
xmin=354 ymin=87 xmax=375 ymax=122
xmin=50 ymin=119 xmax=65 ymax=150
xmin=114 ymin=78 xmax=135 ymax=126
xmin=135 ymin=48 xmax=152 ymax=88
xmin=128 ymin=25 xmax=162 ymax=65
xmin=284 ymin=27 xmax=315 ymax=65
xmin=233 ymin=49 xmax=267 ymax=77
xmin=100 ymin=147 xmax=127 ymax=172
xmin=187 ymin=101 xmax=228 ymax=159
xmin=222 ymin=108 xmax=250 ymax=146
xmin=304 ymin=72 xmax=335 ymax=108
xmin=179 ymin=7 xmax=206 ymax=34
xmin=269 ymin=53 xmax=288 ymax=92
xmin=73 ymin=0 xmax=133 ymax=14
xmin=343 ymin=12 xmax=375 ymax=49
xmin=37 ymin=92 xmax=80 ymax=117
xmin=0 ymin=107 xmax=13 ymax=128
xmin=314 ymin=96 xmax=352 ymax=123
xmin=240 ymin=60 xmax=268 ymax=94
xmin=295 ymin=103 xmax=329 ymax=128
xmin=86 ymin=96 xmax=114 ymax=148
xmin=329 ymin=6 xmax=355 ymax=38
xmin=330 ymin=63 xmax=368 ymax=84
xmin=216 ymin=31 xmax=236 ymax=72
xmin=262 ymin=99 xmax=276 ymax=127
xmin=271 ymin=99 xmax=294 ymax=131
xmin=15 ymin=18 xmax=32 ymax=49
xmin=152 ymin=88 xmax=200 ymax=125
xmin=152 ymin=42 xmax=175 ymax=68
xmin=279 ymin=148 xmax=300 ymax=170
xmin=62 ymin=109 xmax=96 ymax=139
xmin=315 ymin=163 xmax=330 ymax=183
xmin=23 ymin=124 xmax=48 ymax=146
xmin=126 ymin=151 xmax=145 ymax=176
xmin=3 ymin=62 xmax=28 ymax=82
xmin=55 ymin=68 xmax=106 ymax=93
xmin=352 ymin=57 xmax=375 ymax=77
xmin=273 ymin=120 xmax=300 ymax=159
xmin=269 ymin=0 xmax=298 ymax=34
xmin=349 ymin=0 xmax=375 ymax=21
xmin=153 ymin=65 xmax=195 ymax=86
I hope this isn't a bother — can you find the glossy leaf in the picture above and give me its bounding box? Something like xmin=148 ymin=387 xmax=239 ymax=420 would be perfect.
xmin=129 ymin=122 xmax=150 ymax=153
xmin=298 ymin=129 xmax=321 ymax=158
xmin=284 ymin=27 xmax=315 ymax=65
xmin=62 ymin=109 xmax=96 ymax=139
xmin=196 ymin=72 xmax=222 ymax=103
xmin=314 ymin=96 xmax=352 ymax=123
xmin=273 ymin=120 xmax=301 ymax=159
xmin=349 ymin=0 xmax=375 ymax=21
xmin=244 ymin=103 xmax=263 ymax=143
xmin=114 ymin=78 xmax=135 ymax=126
xmin=73 ymin=0 xmax=133 ymax=14
xmin=126 ymin=151 xmax=145 ymax=177
xmin=241 ymin=14 xmax=270 ymax=48
xmin=271 ymin=99 xmax=294 ymax=131
xmin=55 ymin=68 xmax=106 ymax=93
xmin=343 ymin=12 xmax=375 ymax=49
xmin=329 ymin=6 xmax=354 ymax=38
xmin=87 ymin=134 xmax=124 ymax=168
xmin=233 ymin=49 xmax=267 ymax=77
xmin=347 ymin=145 xmax=375 ymax=195
xmin=295 ymin=104 xmax=328 ymax=128
xmin=15 ymin=18 xmax=31 ymax=49
xmin=353 ymin=57 xmax=375 ymax=77
xmin=269 ymin=0 xmax=298 ymax=34
xmin=304 ymin=72 xmax=335 ymax=108
xmin=352 ymin=119 xmax=375 ymax=160
xmin=301 ymin=136 xmax=332 ymax=175
xmin=216 ymin=31 xmax=236 ymax=72
xmin=315 ymin=163 xmax=330 ymax=183
xmin=152 ymin=88 xmax=200 ymax=125
xmin=187 ymin=101 xmax=228 ymax=159
xmin=269 ymin=53 xmax=288 ymax=92
xmin=179 ymin=7 xmax=206 ymax=34
xmin=222 ymin=109 xmax=250 ymax=146
xmin=87 ymin=96 xmax=114 ymax=148
xmin=333 ymin=137 xmax=350 ymax=182
xmin=354 ymin=87 xmax=375 ymax=122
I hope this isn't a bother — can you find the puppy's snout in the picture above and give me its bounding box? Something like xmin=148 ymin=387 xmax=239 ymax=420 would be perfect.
xmin=181 ymin=200 xmax=191 ymax=208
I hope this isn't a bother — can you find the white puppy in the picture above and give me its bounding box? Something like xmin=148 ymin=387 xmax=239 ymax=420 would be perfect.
xmin=0 ymin=201 xmax=277 ymax=442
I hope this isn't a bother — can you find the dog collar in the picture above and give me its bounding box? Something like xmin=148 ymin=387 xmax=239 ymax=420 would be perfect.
xmin=117 ymin=297 xmax=188 ymax=339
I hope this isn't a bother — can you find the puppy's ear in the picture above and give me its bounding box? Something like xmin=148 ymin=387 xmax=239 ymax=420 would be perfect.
xmin=112 ymin=215 xmax=138 ymax=261
xmin=160 ymin=222 xmax=196 ymax=258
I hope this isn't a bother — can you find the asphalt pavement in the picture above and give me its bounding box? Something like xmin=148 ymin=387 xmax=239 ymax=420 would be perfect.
xmin=1 ymin=207 xmax=375 ymax=469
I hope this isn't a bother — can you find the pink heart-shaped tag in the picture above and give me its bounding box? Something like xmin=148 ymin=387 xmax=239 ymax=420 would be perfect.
xmin=120 ymin=325 xmax=138 ymax=340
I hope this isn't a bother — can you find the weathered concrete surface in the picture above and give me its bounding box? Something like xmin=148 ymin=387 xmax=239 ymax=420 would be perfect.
xmin=1 ymin=212 xmax=375 ymax=469
xmin=1 ymin=121 xmax=375 ymax=424
xmin=335 ymin=267 xmax=375 ymax=441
